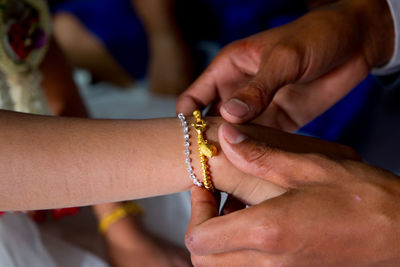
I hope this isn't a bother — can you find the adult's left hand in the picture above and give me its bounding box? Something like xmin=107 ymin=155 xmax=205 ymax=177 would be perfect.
xmin=177 ymin=0 xmax=394 ymax=132
xmin=186 ymin=124 xmax=400 ymax=266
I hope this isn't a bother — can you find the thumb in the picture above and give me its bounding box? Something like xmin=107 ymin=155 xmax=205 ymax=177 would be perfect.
xmin=220 ymin=44 xmax=303 ymax=123
xmin=188 ymin=186 xmax=219 ymax=228
xmin=186 ymin=186 xmax=219 ymax=253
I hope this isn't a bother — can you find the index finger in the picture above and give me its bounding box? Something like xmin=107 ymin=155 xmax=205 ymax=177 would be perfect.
xmin=176 ymin=45 xmax=255 ymax=115
xmin=176 ymin=69 xmax=219 ymax=115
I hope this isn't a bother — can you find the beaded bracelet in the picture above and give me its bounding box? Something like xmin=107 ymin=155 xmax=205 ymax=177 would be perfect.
xmin=177 ymin=113 xmax=203 ymax=187
xmin=192 ymin=110 xmax=217 ymax=192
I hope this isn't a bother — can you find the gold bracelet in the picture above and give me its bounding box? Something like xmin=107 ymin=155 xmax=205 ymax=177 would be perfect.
xmin=98 ymin=202 xmax=143 ymax=235
xmin=192 ymin=110 xmax=217 ymax=192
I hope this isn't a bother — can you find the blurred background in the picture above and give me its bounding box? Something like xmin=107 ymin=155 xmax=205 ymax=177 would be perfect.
xmin=28 ymin=0 xmax=400 ymax=264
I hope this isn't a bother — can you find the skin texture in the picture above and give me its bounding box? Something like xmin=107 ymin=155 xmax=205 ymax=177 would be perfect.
xmin=0 ymin=110 xmax=364 ymax=212
xmin=39 ymin=40 xmax=191 ymax=267
xmin=177 ymin=0 xmax=399 ymax=265
xmin=0 ymin=113 xmax=289 ymax=211
xmin=186 ymin=124 xmax=400 ymax=266
xmin=40 ymin=40 xmax=193 ymax=267
xmin=176 ymin=0 xmax=394 ymax=132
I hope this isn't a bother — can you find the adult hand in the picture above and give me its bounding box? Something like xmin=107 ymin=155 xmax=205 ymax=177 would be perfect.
xmin=204 ymin=118 xmax=360 ymax=206
xmin=177 ymin=0 xmax=394 ymax=131
xmin=186 ymin=124 xmax=400 ymax=266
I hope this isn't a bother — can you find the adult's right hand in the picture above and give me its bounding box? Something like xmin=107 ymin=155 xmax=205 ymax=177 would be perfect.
xmin=177 ymin=0 xmax=394 ymax=131
xmin=186 ymin=123 xmax=400 ymax=266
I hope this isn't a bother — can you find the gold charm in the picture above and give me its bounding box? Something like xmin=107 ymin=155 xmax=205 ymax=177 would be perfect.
xmin=199 ymin=143 xmax=217 ymax=158
xmin=192 ymin=110 xmax=217 ymax=192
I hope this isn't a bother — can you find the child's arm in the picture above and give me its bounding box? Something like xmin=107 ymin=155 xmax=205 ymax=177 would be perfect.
xmin=0 ymin=111 xmax=285 ymax=211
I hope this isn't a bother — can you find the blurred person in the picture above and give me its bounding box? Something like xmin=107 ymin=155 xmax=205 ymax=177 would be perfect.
xmin=49 ymin=0 xmax=309 ymax=96
xmin=50 ymin=0 xmax=194 ymax=95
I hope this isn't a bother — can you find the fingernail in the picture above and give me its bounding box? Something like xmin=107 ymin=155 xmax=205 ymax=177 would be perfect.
xmin=223 ymin=98 xmax=250 ymax=118
xmin=222 ymin=123 xmax=248 ymax=144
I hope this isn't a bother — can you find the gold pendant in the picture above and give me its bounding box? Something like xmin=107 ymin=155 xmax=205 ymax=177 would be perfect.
xmin=199 ymin=143 xmax=217 ymax=158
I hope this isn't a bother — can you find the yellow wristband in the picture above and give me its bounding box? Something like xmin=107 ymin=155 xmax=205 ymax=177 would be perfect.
xmin=98 ymin=202 xmax=143 ymax=235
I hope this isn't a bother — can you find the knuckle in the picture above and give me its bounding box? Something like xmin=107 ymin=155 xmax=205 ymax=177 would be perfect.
xmin=302 ymin=152 xmax=366 ymax=184
xmin=247 ymin=79 xmax=269 ymax=107
xmin=301 ymin=152 xmax=358 ymax=184
xmin=271 ymin=43 xmax=300 ymax=61
xmin=251 ymin=222 xmax=285 ymax=253
xmin=303 ymin=152 xmax=329 ymax=163
xmin=301 ymin=153 xmax=333 ymax=179
xmin=268 ymin=43 xmax=306 ymax=82
xmin=244 ymin=143 xmax=278 ymax=175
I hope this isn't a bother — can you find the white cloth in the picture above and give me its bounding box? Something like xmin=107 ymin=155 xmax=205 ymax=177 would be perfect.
xmin=0 ymin=213 xmax=109 ymax=267
xmin=373 ymin=0 xmax=400 ymax=75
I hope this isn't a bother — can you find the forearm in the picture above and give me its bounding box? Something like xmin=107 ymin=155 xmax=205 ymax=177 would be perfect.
xmin=0 ymin=111 xmax=284 ymax=211
xmin=0 ymin=112 xmax=190 ymax=210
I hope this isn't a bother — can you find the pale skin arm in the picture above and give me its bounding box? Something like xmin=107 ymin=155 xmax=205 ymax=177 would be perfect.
xmin=0 ymin=111 xmax=289 ymax=211
xmin=0 ymin=108 xmax=359 ymax=212
xmin=39 ymin=38 xmax=191 ymax=267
